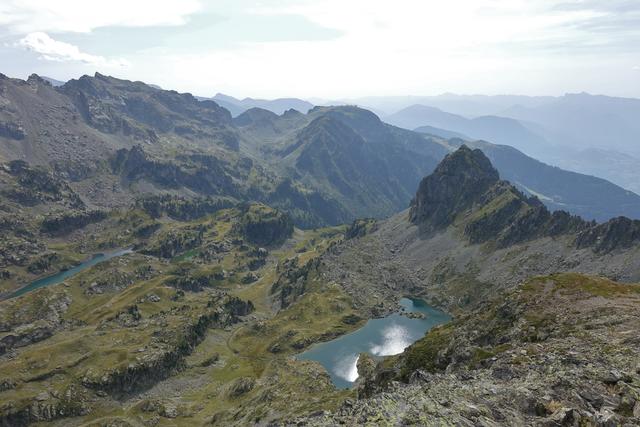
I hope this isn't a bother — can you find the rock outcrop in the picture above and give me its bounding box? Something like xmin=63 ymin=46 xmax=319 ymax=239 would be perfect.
xmin=270 ymin=255 xmax=321 ymax=309
xmin=2 ymin=160 xmax=84 ymax=208
xmin=40 ymin=210 xmax=107 ymax=236
xmin=238 ymin=203 xmax=293 ymax=247
xmin=576 ymin=216 xmax=640 ymax=254
xmin=409 ymin=145 xmax=640 ymax=253
xmin=409 ymin=145 xmax=499 ymax=229
xmin=62 ymin=72 xmax=238 ymax=149
xmin=82 ymin=296 xmax=253 ymax=397
xmin=111 ymin=146 xmax=239 ymax=197
xmin=290 ymin=274 xmax=640 ymax=426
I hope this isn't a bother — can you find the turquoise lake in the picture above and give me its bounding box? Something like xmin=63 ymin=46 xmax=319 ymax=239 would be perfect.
xmin=7 ymin=248 xmax=133 ymax=299
xmin=297 ymin=297 xmax=451 ymax=389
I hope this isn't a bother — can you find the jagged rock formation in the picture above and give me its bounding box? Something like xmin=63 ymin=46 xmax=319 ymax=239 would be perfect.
xmin=271 ymin=255 xmax=321 ymax=309
xmin=410 ymin=146 xmax=640 ymax=252
xmin=409 ymin=145 xmax=500 ymax=229
xmin=576 ymin=216 xmax=640 ymax=254
xmin=316 ymin=146 xmax=640 ymax=316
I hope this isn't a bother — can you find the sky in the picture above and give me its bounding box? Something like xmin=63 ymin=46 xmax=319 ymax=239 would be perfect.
xmin=0 ymin=0 xmax=639 ymax=99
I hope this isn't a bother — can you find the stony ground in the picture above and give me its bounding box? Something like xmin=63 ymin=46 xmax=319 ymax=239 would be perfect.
xmin=319 ymin=211 xmax=640 ymax=316
xmin=289 ymin=274 xmax=640 ymax=426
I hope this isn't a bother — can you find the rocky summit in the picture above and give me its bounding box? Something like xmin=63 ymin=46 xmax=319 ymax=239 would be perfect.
xmin=1 ymin=73 xmax=640 ymax=426
xmin=409 ymin=145 xmax=500 ymax=229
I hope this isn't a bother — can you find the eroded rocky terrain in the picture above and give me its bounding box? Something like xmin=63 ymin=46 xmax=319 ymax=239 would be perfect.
xmin=0 ymin=202 xmax=363 ymax=425
xmin=293 ymin=273 xmax=640 ymax=425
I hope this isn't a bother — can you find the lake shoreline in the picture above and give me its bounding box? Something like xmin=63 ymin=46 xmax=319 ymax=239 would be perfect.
xmin=1 ymin=247 xmax=134 ymax=301
xmin=297 ymin=297 xmax=451 ymax=389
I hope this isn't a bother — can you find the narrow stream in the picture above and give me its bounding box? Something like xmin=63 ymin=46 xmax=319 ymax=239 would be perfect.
xmin=297 ymin=297 xmax=451 ymax=389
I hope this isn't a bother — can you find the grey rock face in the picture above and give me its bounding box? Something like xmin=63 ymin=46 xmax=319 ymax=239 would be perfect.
xmin=409 ymin=145 xmax=499 ymax=229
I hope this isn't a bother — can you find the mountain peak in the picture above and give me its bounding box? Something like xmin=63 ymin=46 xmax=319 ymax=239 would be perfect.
xmin=26 ymin=73 xmax=50 ymax=86
xmin=233 ymin=107 xmax=279 ymax=127
xmin=409 ymin=145 xmax=499 ymax=229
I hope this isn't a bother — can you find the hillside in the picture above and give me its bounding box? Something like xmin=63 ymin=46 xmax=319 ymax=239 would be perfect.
xmin=285 ymin=148 xmax=640 ymax=424
xmin=315 ymin=147 xmax=640 ymax=315
xmin=2 ymin=72 xmax=640 ymax=229
xmin=0 ymin=200 xmax=361 ymax=425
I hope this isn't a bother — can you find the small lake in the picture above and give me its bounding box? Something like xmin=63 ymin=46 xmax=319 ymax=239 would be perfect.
xmin=7 ymin=248 xmax=133 ymax=300
xmin=297 ymin=297 xmax=451 ymax=389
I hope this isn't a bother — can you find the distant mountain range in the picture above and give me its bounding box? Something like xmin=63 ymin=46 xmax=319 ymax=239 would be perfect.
xmin=385 ymin=104 xmax=552 ymax=157
xmin=330 ymin=93 xmax=556 ymax=116
xmin=32 ymin=81 xmax=640 ymax=194
xmin=208 ymin=93 xmax=314 ymax=117
xmin=373 ymin=93 xmax=640 ymax=194
xmin=500 ymin=92 xmax=640 ymax=156
xmin=41 ymin=76 xmax=66 ymax=87
xmin=343 ymin=92 xmax=640 ymax=158
xmin=1 ymin=72 xmax=640 ymax=226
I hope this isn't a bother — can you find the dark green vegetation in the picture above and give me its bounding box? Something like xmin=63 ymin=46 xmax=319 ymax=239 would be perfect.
xmin=236 ymin=203 xmax=293 ymax=246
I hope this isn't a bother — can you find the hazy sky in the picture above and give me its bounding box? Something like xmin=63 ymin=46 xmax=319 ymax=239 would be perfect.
xmin=1 ymin=0 xmax=639 ymax=98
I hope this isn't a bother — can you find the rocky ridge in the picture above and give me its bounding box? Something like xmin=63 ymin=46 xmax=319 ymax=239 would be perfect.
xmin=3 ymin=72 xmax=639 ymax=229
xmin=317 ymin=147 xmax=640 ymax=317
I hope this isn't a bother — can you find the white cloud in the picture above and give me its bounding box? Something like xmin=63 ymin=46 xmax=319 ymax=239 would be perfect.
xmin=2 ymin=0 xmax=638 ymax=97
xmin=135 ymin=0 xmax=618 ymax=98
xmin=0 ymin=0 xmax=202 ymax=34
xmin=18 ymin=32 xmax=128 ymax=67
xmin=634 ymin=66 xmax=640 ymax=71
xmin=251 ymin=0 xmax=609 ymax=54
